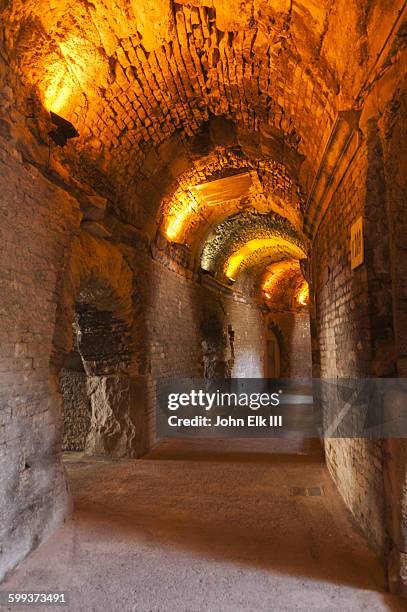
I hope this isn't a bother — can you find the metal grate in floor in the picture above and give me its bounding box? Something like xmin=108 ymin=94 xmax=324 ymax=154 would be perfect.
xmin=291 ymin=486 xmax=324 ymax=497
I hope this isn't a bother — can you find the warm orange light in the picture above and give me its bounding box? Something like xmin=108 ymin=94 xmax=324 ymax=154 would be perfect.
xmin=44 ymin=64 xmax=75 ymax=113
xmin=262 ymin=260 xmax=299 ymax=295
xmin=165 ymin=193 xmax=198 ymax=241
xmin=297 ymin=281 xmax=309 ymax=305
xmin=225 ymin=238 xmax=306 ymax=281
xmin=163 ymin=172 xmax=273 ymax=244
xmin=42 ymin=36 xmax=95 ymax=114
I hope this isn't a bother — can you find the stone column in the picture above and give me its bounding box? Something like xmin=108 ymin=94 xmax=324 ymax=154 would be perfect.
xmin=85 ymin=374 xmax=148 ymax=458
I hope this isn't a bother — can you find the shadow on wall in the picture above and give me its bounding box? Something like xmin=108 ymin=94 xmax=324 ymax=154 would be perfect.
xmin=266 ymin=325 xmax=281 ymax=378
xmin=200 ymin=297 xmax=233 ymax=378
xmin=267 ymin=313 xmax=312 ymax=378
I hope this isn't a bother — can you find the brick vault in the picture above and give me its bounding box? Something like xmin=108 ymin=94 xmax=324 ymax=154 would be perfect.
xmin=0 ymin=0 xmax=407 ymax=606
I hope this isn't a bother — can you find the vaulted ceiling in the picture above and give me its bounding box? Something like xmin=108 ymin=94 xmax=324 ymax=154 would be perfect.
xmin=1 ymin=0 xmax=399 ymax=305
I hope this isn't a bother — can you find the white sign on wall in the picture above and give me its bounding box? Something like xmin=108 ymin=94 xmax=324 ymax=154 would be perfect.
xmin=350 ymin=216 xmax=364 ymax=270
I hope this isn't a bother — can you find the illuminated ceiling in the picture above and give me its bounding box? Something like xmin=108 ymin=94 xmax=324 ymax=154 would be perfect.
xmin=160 ymin=146 xmax=305 ymax=245
xmin=199 ymin=209 xmax=306 ymax=276
xmin=158 ymin=144 xmax=308 ymax=298
xmin=1 ymin=0 xmax=400 ymax=307
xmin=2 ymin=0 xmax=390 ymax=208
xmin=263 ymin=260 xmax=301 ymax=295
xmin=224 ymin=238 xmax=306 ymax=281
xmin=164 ymin=171 xmax=259 ymax=242
xmin=261 ymin=260 xmax=309 ymax=309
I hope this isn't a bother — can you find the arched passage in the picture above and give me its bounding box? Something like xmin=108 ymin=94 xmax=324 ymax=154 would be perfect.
xmin=1 ymin=0 xmax=407 ymax=607
xmin=52 ymin=232 xmax=149 ymax=458
xmin=265 ymin=325 xmax=281 ymax=379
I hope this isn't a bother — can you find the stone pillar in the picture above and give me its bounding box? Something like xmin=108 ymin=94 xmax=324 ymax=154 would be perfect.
xmin=85 ymin=374 xmax=149 ymax=458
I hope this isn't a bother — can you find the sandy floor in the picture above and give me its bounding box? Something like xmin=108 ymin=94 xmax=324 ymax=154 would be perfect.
xmin=2 ymin=438 xmax=406 ymax=611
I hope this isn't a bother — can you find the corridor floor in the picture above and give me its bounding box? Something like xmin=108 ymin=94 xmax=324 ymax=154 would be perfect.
xmin=3 ymin=439 xmax=406 ymax=611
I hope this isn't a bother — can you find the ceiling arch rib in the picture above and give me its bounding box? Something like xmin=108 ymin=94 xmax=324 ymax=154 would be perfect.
xmin=164 ymin=170 xmax=260 ymax=243
xmin=160 ymin=147 xmax=306 ymax=246
xmin=195 ymin=209 xmax=306 ymax=285
xmin=222 ymin=256 xmax=309 ymax=309
xmin=224 ymin=238 xmax=306 ymax=282
xmin=151 ymin=124 xmax=309 ymax=300
xmin=261 ymin=259 xmax=309 ymax=309
xmin=147 ymin=119 xmax=307 ymax=241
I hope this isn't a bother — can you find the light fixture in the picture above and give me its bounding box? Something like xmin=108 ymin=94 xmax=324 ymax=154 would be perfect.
xmin=48 ymin=111 xmax=79 ymax=147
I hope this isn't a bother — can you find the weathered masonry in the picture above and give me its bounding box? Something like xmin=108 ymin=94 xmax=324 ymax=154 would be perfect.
xmin=0 ymin=0 xmax=407 ymax=602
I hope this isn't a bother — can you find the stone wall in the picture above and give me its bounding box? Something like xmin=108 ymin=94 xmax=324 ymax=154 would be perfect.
xmin=53 ymin=227 xmax=269 ymax=459
xmin=59 ymin=369 xmax=91 ymax=452
xmin=310 ymin=52 xmax=407 ymax=569
xmin=124 ymin=253 xmax=268 ymax=446
xmin=227 ymin=298 xmax=267 ymax=378
xmin=0 ymin=135 xmax=81 ymax=581
xmin=144 ymin=258 xmax=268 ymax=382
xmin=375 ymin=71 xmax=407 ymax=594
xmin=0 ymin=149 xmax=269 ymax=578
xmin=379 ymin=70 xmax=407 ymax=377
xmin=311 ymin=141 xmax=387 ymax=552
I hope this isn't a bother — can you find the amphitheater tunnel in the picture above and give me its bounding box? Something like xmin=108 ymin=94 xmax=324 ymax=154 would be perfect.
xmin=1 ymin=0 xmax=407 ymax=608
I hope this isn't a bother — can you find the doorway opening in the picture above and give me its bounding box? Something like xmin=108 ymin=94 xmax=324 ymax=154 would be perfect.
xmin=59 ymin=279 xmax=139 ymax=459
xmin=265 ymin=327 xmax=281 ymax=379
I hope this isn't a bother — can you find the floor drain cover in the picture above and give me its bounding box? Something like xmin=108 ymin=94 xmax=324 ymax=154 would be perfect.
xmin=308 ymin=487 xmax=323 ymax=496
xmin=291 ymin=487 xmax=323 ymax=497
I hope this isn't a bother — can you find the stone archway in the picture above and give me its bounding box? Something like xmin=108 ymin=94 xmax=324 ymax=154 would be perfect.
xmin=51 ymin=231 xmax=145 ymax=458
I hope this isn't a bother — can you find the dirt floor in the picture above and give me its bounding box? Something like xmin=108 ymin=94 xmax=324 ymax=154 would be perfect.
xmin=2 ymin=438 xmax=406 ymax=611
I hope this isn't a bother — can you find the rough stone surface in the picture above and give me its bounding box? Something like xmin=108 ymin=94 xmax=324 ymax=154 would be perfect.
xmin=0 ymin=0 xmax=406 ymax=599
xmin=268 ymin=312 xmax=312 ymax=378
xmin=0 ymin=135 xmax=81 ymax=581
xmin=85 ymin=375 xmax=140 ymax=458
xmin=2 ymin=439 xmax=407 ymax=611
xmin=200 ymin=211 xmax=306 ymax=280
xmin=59 ymin=369 xmax=91 ymax=452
